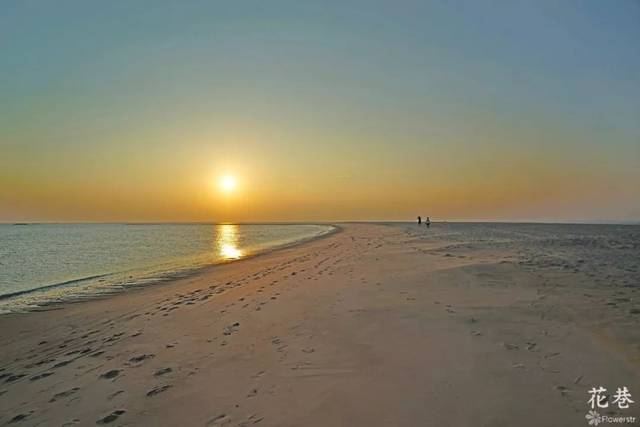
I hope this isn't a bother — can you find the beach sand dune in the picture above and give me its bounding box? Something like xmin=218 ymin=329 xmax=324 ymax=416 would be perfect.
xmin=0 ymin=223 xmax=638 ymax=426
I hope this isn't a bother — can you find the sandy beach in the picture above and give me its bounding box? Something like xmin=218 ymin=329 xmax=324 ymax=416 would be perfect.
xmin=1 ymin=223 xmax=638 ymax=426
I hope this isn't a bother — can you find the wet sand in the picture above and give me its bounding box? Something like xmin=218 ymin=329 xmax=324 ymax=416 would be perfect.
xmin=0 ymin=223 xmax=638 ymax=426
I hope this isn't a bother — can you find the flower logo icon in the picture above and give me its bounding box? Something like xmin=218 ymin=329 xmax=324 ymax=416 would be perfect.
xmin=585 ymin=410 xmax=601 ymax=426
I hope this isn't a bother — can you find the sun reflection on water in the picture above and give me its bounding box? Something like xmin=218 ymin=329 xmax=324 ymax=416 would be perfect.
xmin=216 ymin=224 xmax=243 ymax=260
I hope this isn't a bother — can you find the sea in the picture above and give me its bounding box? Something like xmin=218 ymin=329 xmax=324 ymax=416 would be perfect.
xmin=0 ymin=223 xmax=334 ymax=313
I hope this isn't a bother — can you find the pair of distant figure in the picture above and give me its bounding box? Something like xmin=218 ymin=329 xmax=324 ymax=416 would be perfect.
xmin=417 ymin=216 xmax=431 ymax=228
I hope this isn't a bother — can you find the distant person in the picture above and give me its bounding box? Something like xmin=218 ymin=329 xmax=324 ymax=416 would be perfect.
xmin=417 ymin=216 xmax=422 ymax=225
xmin=426 ymin=217 xmax=431 ymax=228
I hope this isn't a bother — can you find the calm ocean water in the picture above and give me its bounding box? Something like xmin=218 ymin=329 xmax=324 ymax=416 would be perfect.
xmin=0 ymin=223 xmax=334 ymax=313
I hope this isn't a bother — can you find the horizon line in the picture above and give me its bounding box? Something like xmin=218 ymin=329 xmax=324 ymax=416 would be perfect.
xmin=2 ymin=219 xmax=639 ymax=226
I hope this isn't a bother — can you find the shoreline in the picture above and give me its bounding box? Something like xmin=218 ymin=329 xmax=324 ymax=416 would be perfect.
xmin=0 ymin=223 xmax=637 ymax=426
xmin=0 ymin=224 xmax=340 ymax=315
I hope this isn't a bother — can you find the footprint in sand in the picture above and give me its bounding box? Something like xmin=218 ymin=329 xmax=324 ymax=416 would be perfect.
xmin=99 ymin=369 xmax=120 ymax=380
xmin=4 ymin=373 xmax=26 ymax=383
xmin=9 ymin=411 xmax=33 ymax=424
xmin=53 ymin=359 xmax=74 ymax=369
xmin=207 ymin=414 xmax=231 ymax=426
xmin=49 ymin=387 xmax=80 ymax=403
xmin=96 ymin=410 xmax=125 ymax=424
xmin=128 ymin=354 xmax=155 ymax=364
xmin=30 ymin=372 xmax=54 ymax=381
xmin=240 ymin=414 xmax=265 ymax=425
xmin=223 ymin=322 xmax=240 ymax=336
xmin=252 ymin=370 xmax=266 ymax=379
xmin=554 ymin=385 xmax=569 ymax=396
xmin=502 ymin=343 xmax=519 ymax=350
xmin=146 ymin=384 xmax=172 ymax=397
xmin=154 ymin=367 xmax=172 ymax=377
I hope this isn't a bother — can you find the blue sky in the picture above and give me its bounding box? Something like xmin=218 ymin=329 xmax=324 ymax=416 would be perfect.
xmin=1 ymin=1 xmax=639 ymax=222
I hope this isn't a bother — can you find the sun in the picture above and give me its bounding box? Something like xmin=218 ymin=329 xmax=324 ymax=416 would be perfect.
xmin=219 ymin=175 xmax=237 ymax=193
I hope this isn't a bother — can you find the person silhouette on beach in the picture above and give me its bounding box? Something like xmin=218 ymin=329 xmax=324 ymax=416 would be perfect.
xmin=417 ymin=216 xmax=422 ymax=225
xmin=426 ymin=217 xmax=431 ymax=228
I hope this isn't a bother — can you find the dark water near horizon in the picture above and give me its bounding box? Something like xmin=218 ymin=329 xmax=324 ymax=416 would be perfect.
xmin=0 ymin=223 xmax=334 ymax=313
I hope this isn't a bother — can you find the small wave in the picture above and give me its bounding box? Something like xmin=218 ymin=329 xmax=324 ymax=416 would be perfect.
xmin=0 ymin=273 xmax=114 ymax=301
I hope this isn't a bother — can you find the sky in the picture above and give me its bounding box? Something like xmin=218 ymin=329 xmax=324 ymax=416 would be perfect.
xmin=1 ymin=0 xmax=639 ymax=223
